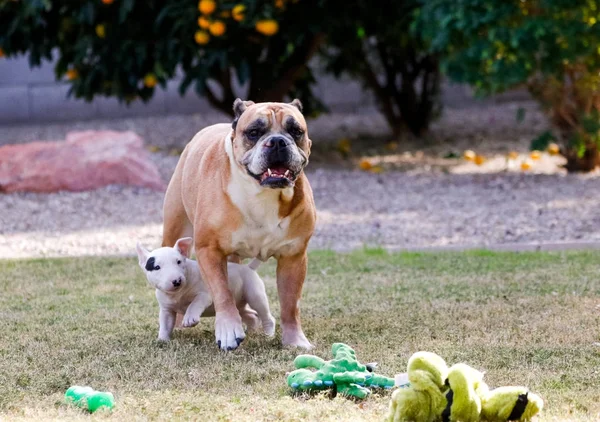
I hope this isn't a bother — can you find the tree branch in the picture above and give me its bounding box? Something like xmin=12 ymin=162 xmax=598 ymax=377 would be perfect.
xmin=260 ymin=32 xmax=326 ymax=101
xmin=202 ymin=80 xmax=233 ymax=116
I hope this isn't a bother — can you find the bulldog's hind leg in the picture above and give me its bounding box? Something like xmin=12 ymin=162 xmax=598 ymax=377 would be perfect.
xmin=162 ymin=178 xmax=193 ymax=248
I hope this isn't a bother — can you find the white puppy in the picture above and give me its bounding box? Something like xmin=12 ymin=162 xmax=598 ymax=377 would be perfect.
xmin=136 ymin=237 xmax=276 ymax=344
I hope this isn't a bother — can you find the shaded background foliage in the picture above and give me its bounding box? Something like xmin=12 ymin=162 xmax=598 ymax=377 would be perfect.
xmin=417 ymin=0 xmax=600 ymax=171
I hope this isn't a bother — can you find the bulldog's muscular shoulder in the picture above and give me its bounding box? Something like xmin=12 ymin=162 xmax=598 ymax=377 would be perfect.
xmin=178 ymin=124 xmax=239 ymax=235
xmin=180 ymin=123 xmax=231 ymax=181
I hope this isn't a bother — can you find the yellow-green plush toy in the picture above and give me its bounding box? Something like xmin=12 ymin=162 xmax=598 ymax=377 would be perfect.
xmin=442 ymin=363 xmax=485 ymax=422
xmin=386 ymin=352 xmax=544 ymax=422
xmin=386 ymin=352 xmax=449 ymax=422
xmin=481 ymin=386 xmax=544 ymax=422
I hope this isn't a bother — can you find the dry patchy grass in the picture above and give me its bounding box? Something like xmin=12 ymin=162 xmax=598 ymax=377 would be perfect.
xmin=0 ymin=250 xmax=599 ymax=421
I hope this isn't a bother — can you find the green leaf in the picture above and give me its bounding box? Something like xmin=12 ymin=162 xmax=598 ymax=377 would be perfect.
xmin=119 ymin=0 xmax=135 ymax=24
xmin=530 ymin=131 xmax=554 ymax=151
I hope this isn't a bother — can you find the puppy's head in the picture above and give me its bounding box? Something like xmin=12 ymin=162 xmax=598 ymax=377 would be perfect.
xmin=230 ymin=99 xmax=311 ymax=189
xmin=135 ymin=238 xmax=193 ymax=293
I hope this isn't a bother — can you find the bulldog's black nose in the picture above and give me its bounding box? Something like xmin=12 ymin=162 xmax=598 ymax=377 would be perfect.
xmin=264 ymin=136 xmax=290 ymax=162
xmin=264 ymin=136 xmax=288 ymax=149
xmin=172 ymin=278 xmax=182 ymax=287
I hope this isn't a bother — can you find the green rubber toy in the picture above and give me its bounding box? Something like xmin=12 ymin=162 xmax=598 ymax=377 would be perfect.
xmin=65 ymin=386 xmax=114 ymax=413
xmin=286 ymin=343 xmax=396 ymax=399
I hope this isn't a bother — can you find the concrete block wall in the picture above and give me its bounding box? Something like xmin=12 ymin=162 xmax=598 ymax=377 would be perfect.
xmin=0 ymin=54 xmax=525 ymax=125
xmin=0 ymin=55 xmax=382 ymax=124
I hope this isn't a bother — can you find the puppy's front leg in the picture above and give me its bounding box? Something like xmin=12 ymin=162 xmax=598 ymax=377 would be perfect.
xmin=182 ymin=296 xmax=213 ymax=328
xmin=158 ymin=308 xmax=177 ymax=341
xmin=196 ymin=246 xmax=245 ymax=350
xmin=277 ymin=250 xmax=312 ymax=349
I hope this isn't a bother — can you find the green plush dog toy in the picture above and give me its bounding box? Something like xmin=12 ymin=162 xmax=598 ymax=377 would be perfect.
xmin=287 ymin=343 xmax=399 ymax=399
xmin=386 ymin=351 xmax=543 ymax=422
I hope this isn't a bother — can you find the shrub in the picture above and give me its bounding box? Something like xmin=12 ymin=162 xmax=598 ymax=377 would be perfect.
xmin=323 ymin=0 xmax=441 ymax=137
xmin=0 ymin=0 xmax=327 ymax=117
xmin=418 ymin=0 xmax=600 ymax=171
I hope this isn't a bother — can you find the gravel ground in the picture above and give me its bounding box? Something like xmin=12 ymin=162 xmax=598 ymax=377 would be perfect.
xmin=1 ymin=157 xmax=600 ymax=258
xmin=2 ymin=101 xmax=600 ymax=259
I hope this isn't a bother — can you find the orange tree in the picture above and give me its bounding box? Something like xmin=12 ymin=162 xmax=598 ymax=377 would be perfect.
xmin=0 ymin=0 xmax=327 ymax=116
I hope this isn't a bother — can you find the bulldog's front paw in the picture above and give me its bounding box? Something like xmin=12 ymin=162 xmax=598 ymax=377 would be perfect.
xmin=182 ymin=314 xmax=200 ymax=328
xmin=215 ymin=312 xmax=245 ymax=351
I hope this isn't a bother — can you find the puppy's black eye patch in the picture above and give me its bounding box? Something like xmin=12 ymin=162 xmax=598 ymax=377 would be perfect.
xmin=145 ymin=257 xmax=160 ymax=271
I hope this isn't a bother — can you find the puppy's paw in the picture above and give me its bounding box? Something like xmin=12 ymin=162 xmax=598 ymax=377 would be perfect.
xmin=241 ymin=312 xmax=261 ymax=332
xmin=215 ymin=311 xmax=245 ymax=351
xmin=263 ymin=315 xmax=276 ymax=337
xmin=182 ymin=314 xmax=200 ymax=328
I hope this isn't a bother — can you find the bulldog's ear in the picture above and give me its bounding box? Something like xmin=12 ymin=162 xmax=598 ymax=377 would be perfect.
xmin=289 ymin=99 xmax=303 ymax=113
xmin=232 ymin=98 xmax=255 ymax=130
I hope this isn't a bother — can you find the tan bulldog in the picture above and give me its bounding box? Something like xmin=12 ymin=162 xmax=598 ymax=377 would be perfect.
xmin=162 ymin=99 xmax=316 ymax=350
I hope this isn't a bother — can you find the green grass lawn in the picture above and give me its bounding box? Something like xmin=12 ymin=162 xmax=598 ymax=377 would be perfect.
xmin=0 ymin=250 xmax=599 ymax=421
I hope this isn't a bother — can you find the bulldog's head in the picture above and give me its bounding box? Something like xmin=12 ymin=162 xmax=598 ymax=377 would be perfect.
xmin=230 ymin=98 xmax=311 ymax=189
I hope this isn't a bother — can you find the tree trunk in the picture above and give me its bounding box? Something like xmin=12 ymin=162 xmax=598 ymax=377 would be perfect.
xmin=563 ymin=144 xmax=600 ymax=172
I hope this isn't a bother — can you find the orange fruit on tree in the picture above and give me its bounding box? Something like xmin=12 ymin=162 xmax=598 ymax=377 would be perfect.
xmin=101 ymin=0 xmax=114 ymax=4
xmin=474 ymin=155 xmax=486 ymax=165
xmin=529 ymin=150 xmax=541 ymax=160
xmin=198 ymin=0 xmax=216 ymax=15
xmin=507 ymin=151 xmax=519 ymax=160
xmin=275 ymin=0 xmax=285 ymax=8
xmin=232 ymin=4 xmax=246 ymax=21
xmin=194 ymin=30 xmax=210 ymax=44
xmin=95 ymin=24 xmax=106 ymax=38
xmin=198 ymin=16 xmax=211 ymax=29
xmin=358 ymin=159 xmax=373 ymax=171
xmin=209 ymin=20 xmax=226 ymax=36
xmin=547 ymin=143 xmax=560 ymax=155
xmin=256 ymin=19 xmax=279 ymax=36
xmin=66 ymin=69 xmax=79 ymax=80
xmin=463 ymin=150 xmax=476 ymax=161
xmin=143 ymin=74 xmax=157 ymax=88
xmin=521 ymin=160 xmax=532 ymax=171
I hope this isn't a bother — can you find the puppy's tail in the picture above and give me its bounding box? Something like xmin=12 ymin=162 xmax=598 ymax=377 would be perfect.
xmin=247 ymin=259 xmax=262 ymax=271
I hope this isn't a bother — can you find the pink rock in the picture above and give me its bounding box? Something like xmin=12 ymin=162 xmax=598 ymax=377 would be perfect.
xmin=0 ymin=130 xmax=165 ymax=193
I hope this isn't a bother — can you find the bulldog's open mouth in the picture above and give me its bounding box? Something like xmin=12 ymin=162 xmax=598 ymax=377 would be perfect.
xmin=248 ymin=165 xmax=297 ymax=188
xmin=261 ymin=166 xmax=292 ymax=182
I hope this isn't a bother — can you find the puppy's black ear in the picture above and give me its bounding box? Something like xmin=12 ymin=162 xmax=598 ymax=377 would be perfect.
xmin=289 ymin=99 xmax=303 ymax=113
xmin=232 ymin=98 xmax=255 ymax=130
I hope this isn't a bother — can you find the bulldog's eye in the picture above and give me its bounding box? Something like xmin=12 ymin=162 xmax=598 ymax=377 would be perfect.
xmin=247 ymin=129 xmax=262 ymax=141
xmin=154 ymin=265 xmax=160 ymax=270
xmin=290 ymin=127 xmax=304 ymax=138
xmin=177 ymin=260 xmax=182 ymax=265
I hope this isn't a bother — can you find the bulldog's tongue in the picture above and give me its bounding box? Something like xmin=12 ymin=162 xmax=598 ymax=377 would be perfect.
xmin=269 ymin=166 xmax=289 ymax=176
